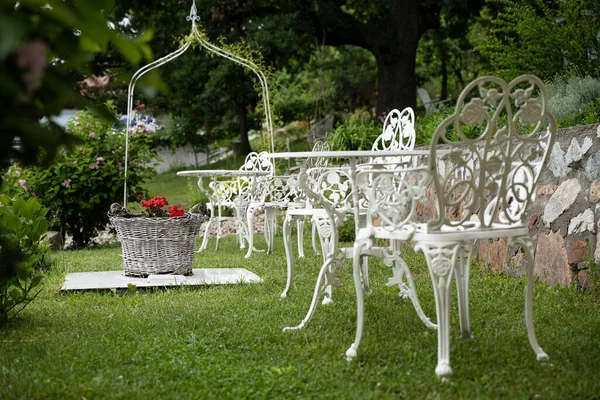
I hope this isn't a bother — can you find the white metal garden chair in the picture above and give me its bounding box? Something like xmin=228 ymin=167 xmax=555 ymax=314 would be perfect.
xmin=199 ymin=151 xmax=273 ymax=252
xmin=345 ymin=75 xmax=556 ymax=378
xmin=281 ymin=108 xmax=418 ymax=334
xmin=244 ymin=140 xmax=330 ymax=259
xmin=280 ymin=108 xmax=416 ymax=300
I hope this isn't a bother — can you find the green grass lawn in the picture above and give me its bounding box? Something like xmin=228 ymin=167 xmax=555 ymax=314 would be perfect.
xmin=1 ymin=232 xmax=599 ymax=399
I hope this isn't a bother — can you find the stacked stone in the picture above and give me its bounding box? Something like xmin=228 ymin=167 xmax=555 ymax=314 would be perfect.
xmin=479 ymin=123 xmax=600 ymax=288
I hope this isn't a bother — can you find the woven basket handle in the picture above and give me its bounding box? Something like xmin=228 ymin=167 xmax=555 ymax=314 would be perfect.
xmin=108 ymin=203 xmax=124 ymax=217
xmin=189 ymin=202 xmax=208 ymax=216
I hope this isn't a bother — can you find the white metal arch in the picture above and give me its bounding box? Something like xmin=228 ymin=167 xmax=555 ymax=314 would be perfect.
xmin=123 ymin=0 xmax=275 ymax=206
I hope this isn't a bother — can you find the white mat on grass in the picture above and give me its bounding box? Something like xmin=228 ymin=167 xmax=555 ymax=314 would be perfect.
xmin=61 ymin=268 xmax=261 ymax=291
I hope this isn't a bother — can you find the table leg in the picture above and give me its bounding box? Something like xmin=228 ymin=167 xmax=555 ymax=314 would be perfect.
xmin=296 ymin=217 xmax=305 ymax=258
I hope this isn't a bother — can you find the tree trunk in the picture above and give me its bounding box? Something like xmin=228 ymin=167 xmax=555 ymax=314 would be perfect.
xmin=374 ymin=44 xmax=419 ymax=116
xmin=236 ymin=102 xmax=252 ymax=155
xmin=441 ymin=51 xmax=448 ymax=101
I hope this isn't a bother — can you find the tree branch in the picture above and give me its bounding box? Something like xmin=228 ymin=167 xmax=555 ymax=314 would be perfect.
xmin=311 ymin=1 xmax=374 ymax=49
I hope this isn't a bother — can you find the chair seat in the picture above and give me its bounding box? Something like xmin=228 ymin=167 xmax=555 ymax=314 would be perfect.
xmin=361 ymin=221 xmax=529 ymax=242
xmin=412 ymin=222 xmax=529 ymax=242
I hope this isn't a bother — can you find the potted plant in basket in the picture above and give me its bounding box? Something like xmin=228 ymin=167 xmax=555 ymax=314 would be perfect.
xmin=108 ymin=197 xmax=207 ymax=277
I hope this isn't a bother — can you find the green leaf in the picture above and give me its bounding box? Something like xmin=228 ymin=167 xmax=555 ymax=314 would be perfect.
xmin=113 ymin=38 xmax=142 ymax=66
xmin=0 ymin=15 xmax=28 ymax=59
xmin=29 ymin=274 xmax=44 ymax=290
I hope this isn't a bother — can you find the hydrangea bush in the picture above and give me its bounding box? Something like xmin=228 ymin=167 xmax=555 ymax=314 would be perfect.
xmin=5 ymin=104 xmax=159 ymax=247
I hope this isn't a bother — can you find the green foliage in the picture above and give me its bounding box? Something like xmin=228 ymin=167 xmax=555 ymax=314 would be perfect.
xmin=475 ymin=0 xmax=600 ymax=81
xmin=338 ymin=218 xmax=355 ymax=242
xmin=327 ymin=112 xmax=382 ymax=151
xmin=0 ymin=194 xmax=49 ymax=325
xmin=275 ymin=45 xmax=377 ymax=122
xmin=414 ymin=106 xmax=455 ymax=145
xmin=4 ymin=106 xmax=158 ymax=248
xmin=0 ymin=0 xmax=157 ymax=276
xmin=555 ymin=99 xmax=600 ymax=129
xmin=547 ymin=74 xmax=600 ymax=123
xmin=416 ymin=4 xmax=485 ymax=108
xmin=283 ymin=121 xmax=309 ymax=139
xmin=0 ymin=0 xmax=154 ymax=179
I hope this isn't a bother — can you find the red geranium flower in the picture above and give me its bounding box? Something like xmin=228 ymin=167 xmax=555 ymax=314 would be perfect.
xmin=168 ymin=206 xmax=186 ymax=217
xmin=141 ymin=196 xmax=183 ymax=218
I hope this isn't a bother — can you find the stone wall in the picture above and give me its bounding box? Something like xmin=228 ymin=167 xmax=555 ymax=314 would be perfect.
xmin=476 ymin=123 xmax=600 ymax=288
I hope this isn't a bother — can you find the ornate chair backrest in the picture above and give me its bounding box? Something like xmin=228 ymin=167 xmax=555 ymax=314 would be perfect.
xmin=371 ymin=107 xmax=416 ymax=152
xmin=356 ymin=167 xmax=431 ymax=236
xmin=264 ymin=176 xmax=297 ymax=203
xmin=208 ymin=151 xmax=274 ymax=204
xmin=299 ymin=166 xmax=354 ymax=219
xmin=370 ymin=107 xmax=416 ymax=166
xmin=288 ymin=141 xmax=331 ymax=205
xmin=306 ymin=140 xmax=331 ymax=168
xmin=427 ymin=75 xmax=556 ymax=232
xmin=240 ymin=151 xmax=274 ymax=174
xmin=238 ymin=151 xmax=274 ymax=201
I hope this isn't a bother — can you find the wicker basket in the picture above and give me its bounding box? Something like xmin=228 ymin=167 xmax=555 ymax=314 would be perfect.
xmin=109 ymin=205 xmax=206 ymax=277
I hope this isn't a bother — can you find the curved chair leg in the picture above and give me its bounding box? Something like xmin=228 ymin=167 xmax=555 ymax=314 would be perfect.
xmin=297 ymin=218 xmax=305 ymax=258
xmin=281 ymin=214 xmax=295 ymax=298
xmin=283 ymin=252 xmax=344 ymax=332
xmin=511 ymin=236 xmax=549 ymax=362
xmin=236 ymin=209 xmax=246 ymax=250
xmin=455 ymin=242 xmax=474 ymax=339
xmin=312 ymin=215 xmax=336 ymax=304
xmin=346 ymin=239 xmax=370 ymax=360
xmin=215 ymin=218 xmax=222 ymax=250
xmin=311 ymin=221 xmax=320 ymax=256
xmin=265 ymin=208 xmax=277 ymax=254
xmin=385 ymin=244 xmax=437 ymax=330
xmin=416 ymin=241 xmax=459 ymax=378
xmin=245 ymin=206 xmax=257 ymax=259
xmin=313 ymin=215 xmax=332 ymax=262
xmin=197 ymin=217 xmax=213 ymax=253
xmin=361 ymin=255 xmax=371 ymax=294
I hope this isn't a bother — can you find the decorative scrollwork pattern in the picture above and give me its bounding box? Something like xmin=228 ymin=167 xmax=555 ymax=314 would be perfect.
xmin=427 ymin=75 xmax=557 ymax=231
xmin=186 ymin=0 xmax=201 ymax=22
xmin=357 ymin=168 xmax=431 ymax=233
xmin=370 ymin=107 xmax=416 ymax=167
xmin=306 ymin=140 xmax=330 ymax=168
xmin=372 ymin=107 xmax=416 ymax=152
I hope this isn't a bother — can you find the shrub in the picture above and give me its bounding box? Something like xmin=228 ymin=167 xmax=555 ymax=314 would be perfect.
xmin=328 ymin=112 xmax=382 ymax=151
xmin=547 ymin=74 xmax=600 ymax=121
xmin=414 ymin=106 xmax=454 ymax=145
xmin=0 ymin=194 xmax=49 ymax=325
xmin=5 ymin=105 xmax=158 ymax=247
xmin=555 ymin=99 xmax=600 ymax=128
xmin=475 ymin=0 xmax=600 ymax=81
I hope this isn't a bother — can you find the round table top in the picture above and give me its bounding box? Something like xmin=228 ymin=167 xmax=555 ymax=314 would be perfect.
xmin=265 ymin=149 xmax=433 ymax=159
xmin=176 ymin=169 xmax=271 ymax=177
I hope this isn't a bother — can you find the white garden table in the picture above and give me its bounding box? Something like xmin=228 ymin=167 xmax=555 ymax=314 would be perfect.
xmin=266 ymin=150 xmax=435 ymax=331
xmin=177 ymin=169 xmax=270 ymax=252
